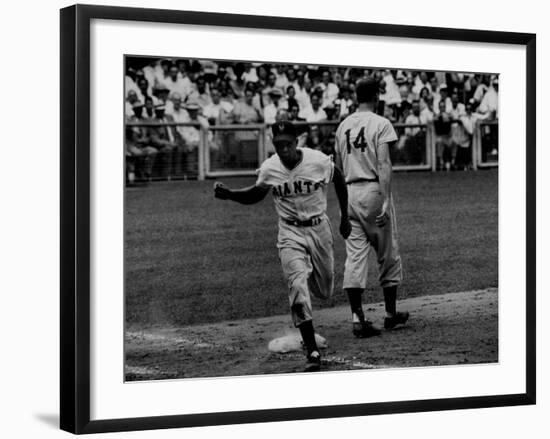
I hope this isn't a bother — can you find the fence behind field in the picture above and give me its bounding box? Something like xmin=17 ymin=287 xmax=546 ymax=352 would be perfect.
xmin=475 ymin=120 xmax=499 ymax=168
xmin=125 ymin=119 xmax=498 ymax=181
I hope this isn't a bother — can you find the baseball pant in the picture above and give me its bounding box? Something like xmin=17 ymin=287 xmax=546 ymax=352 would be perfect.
xmin=343 ymin=182 xmax=402 ymax=289
xmin=277 ymin=215 xmax=334 ymax=327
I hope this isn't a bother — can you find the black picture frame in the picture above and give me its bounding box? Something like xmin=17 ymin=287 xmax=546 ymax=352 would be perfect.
xmin=60 ymin=4 xmax=536 ymax=434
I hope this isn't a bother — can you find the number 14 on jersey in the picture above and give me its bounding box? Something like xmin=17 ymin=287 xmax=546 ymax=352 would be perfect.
xmin=345 ymin=127 xmax=367 ymax=154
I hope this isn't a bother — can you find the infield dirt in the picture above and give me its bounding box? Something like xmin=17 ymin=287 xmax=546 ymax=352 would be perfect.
xmin=125 ymin=288 xmax=497 ymax=381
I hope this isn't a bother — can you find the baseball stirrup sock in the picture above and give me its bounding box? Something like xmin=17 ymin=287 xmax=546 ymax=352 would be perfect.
xmin=383 ymin=286 xmax=397 ymax=316
xmin=346 ymin=288 xmax=365 ymax=321
xmin=298 ymin=320 xmax=318 ymax=355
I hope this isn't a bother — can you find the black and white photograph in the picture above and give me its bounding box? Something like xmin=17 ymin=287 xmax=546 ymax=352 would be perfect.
xmin=124 ymin=57 xmax=499 ymax=380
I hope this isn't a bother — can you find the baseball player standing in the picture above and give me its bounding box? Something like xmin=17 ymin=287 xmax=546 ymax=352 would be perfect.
xmin=214 ymin=120 xmax=351 ymax=371
xmin=334 ymin=78 xmax=409 ymax=338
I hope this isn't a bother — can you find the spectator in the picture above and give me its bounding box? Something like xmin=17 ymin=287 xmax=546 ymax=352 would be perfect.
xmin=229 ymin=88 xmax=262 ymax=167
xmin=412 ymin=71 xmax=430 ymax=97
xmin=155 ymin=58 xmax=172 ymax=88
xmin=274 ymin=108 xmax=289 ymax=122
xmin=273 ymin=64 xmax=289 ymax=91
xmin=200 ymin=59 xmax=219 ymax=83
xmin=446 ymin=72 xmax=465 ymax=96
xmin=380 ymin=71 xmax=402 ymax=106
xmin=263 ymin=89 xmax=286 ymax=124
xmin=429 ymin=76 xmax=439 ymax=96
xmin=166 ymin=93 xmax=190 ymax=176
xmin=229 ymin=74 xmax=246 ymax=100
xmin=318 ymin=103 xmax=338 ymax=154
xmin=405 ymin=100 xmax=431 ymax=132
xmin=433 ymin=100 xmax=453 ymax=171
xmin=299 ymin=94 xmax=327 ymax=122
xmin=203 ymin=88 xmax=233 ymax=125
xmin=175 ymin=58 xmax=189 ymax=77
xmin=125 ymin=90 xmax=140 ymax=117
xmin=419 ymin=87 xmax=432 ymax=112
xmin=124 ymin=57 xmax=495 ymax=174
xmin=186 ymin=75 xmax=211 ymax=109
xmin=241 ymin=63 xmax=258 ymax=83
xmin=136 ymin=77 xmax=155 ymax=104
xmin=243 ymin=81 xmax=264 ymax=112
xmin=319 ymin=71 xmax=339 ymax=107
xmin=143 ymin=96 xmax=155 ymax=120
xmin=167 ymin=93 xmax=189 ymax=135
xmin=125 ymin=102 xmax=157 ymax=183
xmin=473 ymin=74 xmax=490 ymax=103
xmin=256 ymin=64 xmax=269 ymax=88
xmin=456 ymin=101 xmax=478 ymax=169
xmin=203 ymin=89 xmax=233 ymax=164
xmin=231 ymin=88 xmax=263 ymax=124
xmin=125 ymin=68 xmax=140 ymax=96
xmin=283 ymin=105 xmax=307 ymax=148
xmin=323 ymin=103 xmax=339 ymax=122
xmin=433 ymin=83 xmax=452 ymax=115
xmin=292 ymin=69 xmax=311 ymax=111
xmin=288 ymin=103 xmax=306 ymax=123
xmin=449 ymin=92 xmax=466 ymax=118
xmin=142 ymin=59 xmax=160 ymax=92
xmin=221 ymin=86 xmax=237 ymax=108
xmin=305 ymin=124 xmax=324 ymax=152
xmin=261 ymin=72 xmax=281 ymax=107
xmin=178 ymin=102 xmax=209 ymax=176
xmin=398 ymin=83 xmax=414 ymax=106
xmin=286 ymin=85 xmax=299 ymax=113
xmin=164 ymin=64 xmax=193 ymax=100
xmin=448 ymin=92 xmax=467 ymax=169
xmin=420 ymin=97 xmax=434 ymax=122
xmin=265 ymin=71 xmax=280 ymax=93
xmin=335 ymin=86 xmax=354 ymax=120
xmin=398 ymin=100 xmax=428 ymax=164
xmin=148 ymin=104 xmax=178 ymax=178
xmin=152 ymin=83 xmax=172 ymax=113
xmin=478 ymin=77 xmax=498 ymax=119
xmin=463 ymin=74 xmax=480 ymax=103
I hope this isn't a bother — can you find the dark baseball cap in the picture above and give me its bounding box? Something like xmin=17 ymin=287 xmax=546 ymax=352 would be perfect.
xmin=272 ymin=120 xmax=297 ymax=142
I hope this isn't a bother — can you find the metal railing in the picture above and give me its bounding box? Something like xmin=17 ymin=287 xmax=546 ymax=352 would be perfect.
xmin=392 ymin=123 xmax=433 ymax=171
xmin=205 ymin=124 xmax=266 ymax=178
xmin=474 ymin=120 xmax=499 ymax=168
xmin=125 ymin=119 xmax=498 ymax=181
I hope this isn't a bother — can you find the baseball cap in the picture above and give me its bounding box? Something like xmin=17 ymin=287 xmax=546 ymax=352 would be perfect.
xmin=272 ymin=121 xmax=297 ymax=142
xmin=268 ymin=88 xmax=283 ymax=97
xmin=154 ymin=83 xmax=169 ymax=92
xmin=184 ymin=102 xmax=200 ymax=111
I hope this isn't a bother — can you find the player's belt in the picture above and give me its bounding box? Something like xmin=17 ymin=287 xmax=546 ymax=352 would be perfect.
xmin=282 ymin=216 xmax=324 ymax=227
xmin=347 ymin=177 xmax=379 ymax=184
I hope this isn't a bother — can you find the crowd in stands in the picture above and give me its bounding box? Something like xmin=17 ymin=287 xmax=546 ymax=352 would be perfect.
xmin=125 ymin=58 xmax=499 ymax=181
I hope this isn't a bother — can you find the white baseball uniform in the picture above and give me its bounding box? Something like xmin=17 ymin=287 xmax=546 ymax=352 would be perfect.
xmin=334 ymin=110 xmax=403 ymax=289
xmin=256 ymin=147 xmax=335 ymax=326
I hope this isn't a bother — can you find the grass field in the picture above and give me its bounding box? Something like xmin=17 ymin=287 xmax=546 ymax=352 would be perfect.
xmin=125 ymin=169 xmax=498 ymax=328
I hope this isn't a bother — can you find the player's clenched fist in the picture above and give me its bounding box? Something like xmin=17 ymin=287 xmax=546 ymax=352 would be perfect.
xmin=213 ymin=181 xmax=232 ymax=200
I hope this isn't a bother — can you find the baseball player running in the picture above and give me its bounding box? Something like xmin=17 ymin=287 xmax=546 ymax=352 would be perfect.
xmin=214 ymin=120 xmax=351 ymax=372
xmin=334 ymin=78 xmax=409 ymax=338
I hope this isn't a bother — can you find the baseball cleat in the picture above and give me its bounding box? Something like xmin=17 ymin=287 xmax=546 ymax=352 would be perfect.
xmin=352 ymin=320 xmax=382 ymax=338
xmin=384 ymin=311 xmax=410 ymax=330
xmin=304 ymin=351 xmax=321 ymax=372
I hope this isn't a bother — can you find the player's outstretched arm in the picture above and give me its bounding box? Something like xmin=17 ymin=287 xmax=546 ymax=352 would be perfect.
xmin=376 ymin=142 xmax=394 ymax=227
xmin=213 ymin=182 xmax=269 ymax=205
xmin=332 ymin=166 xmax=351 ymax=239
